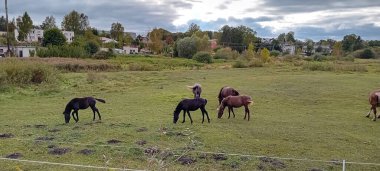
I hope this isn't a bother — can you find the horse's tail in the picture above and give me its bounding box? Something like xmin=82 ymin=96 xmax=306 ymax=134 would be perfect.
xmin=218 ymin=87 xmax=225 ymax=100
xmin=95 ymin=98 xmax=106 ymax=103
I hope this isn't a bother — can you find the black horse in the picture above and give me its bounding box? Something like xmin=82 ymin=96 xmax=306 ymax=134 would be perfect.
xmin=173 ymin=98 xmax=210 ymax=124
xmin=63 ymin=97 xmax=105 ymax=123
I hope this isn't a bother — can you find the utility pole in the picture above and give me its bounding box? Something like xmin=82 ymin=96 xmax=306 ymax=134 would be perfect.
xmin=5 ymin=0 xmax=11 ymax=57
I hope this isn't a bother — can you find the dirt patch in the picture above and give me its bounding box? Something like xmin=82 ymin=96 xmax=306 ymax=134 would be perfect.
xmin=0 ymin=133 xmax=14 ymax=138
xmin=6 ymin=153 xmax=22 ymax=159
xmin=48 ymin=128 xmax=60 ymax=132
xmin=78 ymin=149 xmax=94 ymax=155
xmin=213 ymin=154 xmax=228 ymax=161
xmin=136 ymin=140 xmax=147 ymax=146
xmin=144 ymin=147 xmax=160 ymax=156
xmin=309 ymin=168 xmax=323 ymax=171
xmin=47 ymin=145 xmax=56 ymax=148
xmin=259 ymin=157 xmax=286 ymax=169
xmin=48 ymin=147 xmax=70 ymax=155
xmin=35 ymin=136 xmax=54 ymax=141
xmin=107 ymin=139 xmax=122 ymax=144
xmin=109 ymin=123 xmax=133 ymax=127
xmin=34 ymin=124 xmax=47 ymax=128
xmin=136 ymin=127 xmax=148 ymax=132
xmin=178 ymin=156 xmax=196 ymax=165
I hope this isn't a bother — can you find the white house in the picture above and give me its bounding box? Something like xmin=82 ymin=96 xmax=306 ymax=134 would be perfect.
xmin=281 ymin=43 xmax=296 ymax=55
xmin=0 ymin=45 xmax=36 ymax=57
xmin=123 ymin=46 xmax=138 ymax=54
xmin=14 ymin=29 xmax=74 ymax=43
xmin=62 ymin=31 xmax=74 ymax=43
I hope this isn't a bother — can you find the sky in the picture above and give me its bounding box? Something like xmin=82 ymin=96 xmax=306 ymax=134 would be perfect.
xmin=4 ymin=0 xmax=380 ymax=40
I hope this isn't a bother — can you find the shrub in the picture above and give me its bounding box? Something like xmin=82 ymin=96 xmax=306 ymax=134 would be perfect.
xmin=248 ymin=58 xmax=264 ymax=67
xmin=214 ymin=47 xmax=239 ymax=60
xmin=37 ymin=45 xmax=89 ymax=58
xmin=270 ymin=50 xmax=281 ymax=57
xmin=312 ymin=53 xmax=327 ymax=61
xmin=193 ymin=51 xmax=213 ymax=63
xmin=302 ymin=62 xmax=334 ymax=71
xmin=176 ymin=37 xmax=197 ymax=58
xmin=232 ymin=60 xmax=248 ymax=68
xmin=0 ymin=58 xmax=59 ymax=86
xmin=42 ymin=28 xmax=66 ymax=47
xmin=358 ymin=49 xmax=375 ymax=59
xmin=92 ymin=50 xmax=115 ymax=59
xmin=84 ymin=40 xmax=100 ymax=55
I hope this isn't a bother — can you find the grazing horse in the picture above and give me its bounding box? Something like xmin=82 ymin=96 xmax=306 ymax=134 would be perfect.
xmin=173 ymin=98 xmax=210 ymax=124
xmin=218 ymin=86 xmax=240 ymax=105
xmin=366 ymin=90 xmax=380 ymax=121
xmin=63 ymin=97 xmax=105 ymax=123
xmin=187 ymin=83 xmax=202 ymax=98
xmin=217 ymin=95 xmax=253 ymax=121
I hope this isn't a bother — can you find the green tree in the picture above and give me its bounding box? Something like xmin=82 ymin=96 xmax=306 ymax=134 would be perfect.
xmin=342 ymin=34 xmax=365 ymax=52
xmin=245 ymin=42 xmax=255 ymax=60
xmin=305 ymin=39 xmax=314 ymax=55
xmin=42 ymin=28 xmax=66 ymax=46
xmin=176 ymin=37 xmax=197 ymax=58
xmin=219 ymin=25 xmax=255 ymax=52
xmin=110 ymin=22 xmax=124 ymax=41
xmin=332 ymin=42 xmax=343 ymax=57
xmin=40 ymin=15 xmax=57 ymax=30
xmin=84 ymin=40 xmax=99 ymax=55
xmin=186 ymin=23 xmax=200 ymax=36
xmin=148 ymin=28 xmax=164 ymax=54
xmin=285 ymin=32 xmax=296 ymax=44
xmin=16 ymin=12 xmax=33 ymax=41
xmin=61 ymin=10 xmax=89 ymax=35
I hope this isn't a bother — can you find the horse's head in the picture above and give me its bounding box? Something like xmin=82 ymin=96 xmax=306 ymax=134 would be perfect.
xmin=63 ymin=112 xmax=70 ymax=123
xmin=188 ymin=83 xmax=202 ymax=98
xmin=173 ymin=111 xmax=180 ymax=124
xmin=217 ymin=104 xmax=225 ymax=118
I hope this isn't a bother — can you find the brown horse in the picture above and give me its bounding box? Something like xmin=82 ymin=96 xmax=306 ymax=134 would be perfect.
xmin=217 ymin=95 xmax=253 ymax=121
xmin=366 ymin=90 xmax=380 ymax=121
xmin=218 ymin=86 xmax=240 ymax=105
xmin=63 ymin=97 xmax=105 ymax=123
xmin=187 ymin=83 xmax=202 ymax=98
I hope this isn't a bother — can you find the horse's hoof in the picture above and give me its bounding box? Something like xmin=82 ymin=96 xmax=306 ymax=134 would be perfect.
xmin=366 ymin=115 xmax=370 ymax=118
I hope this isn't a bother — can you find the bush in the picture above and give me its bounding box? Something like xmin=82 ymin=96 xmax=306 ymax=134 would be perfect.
xmin=312 ymin=53 xmax=327 ymax=61
xmin=358 ymin=49 xmax=375 ymax=59
xmin=84 ymin=40 xmax=100 ymax=55
xmin=37 ymin=45 xmax=89 ymax=58
xmin=248 ymin=58 xmax=264 ymax=67
xmin=214 ymin=47 xmax=239 ymax=60
xmin=0 ymin=58 xmax=59 ymax=86
xmin=92 ymin=50 xmax=115 ymax=60
xmin=302 ymin=62 xmax=334 ymax=71
xmin=192 ymin=51 xmax=213 ymax=63
xmin=270 ymin=50 xmax=281 ymax=57
xmin=176 ymin=37 xmax=197 ymax=58
xmin=232 ymin=60 xmax=248 ymax=68
xmin=43 ymin=28 xmax=66 ymax=47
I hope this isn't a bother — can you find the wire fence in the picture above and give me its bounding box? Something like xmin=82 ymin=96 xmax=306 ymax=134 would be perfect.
xmin=2 ymin=137 xmax=380 ymax=171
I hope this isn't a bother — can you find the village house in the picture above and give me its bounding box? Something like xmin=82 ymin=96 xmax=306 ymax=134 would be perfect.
xmin=14 ymin=29 xmax=74 ymax=43
xmin=0 ymin=45 xmax=36 ymax=57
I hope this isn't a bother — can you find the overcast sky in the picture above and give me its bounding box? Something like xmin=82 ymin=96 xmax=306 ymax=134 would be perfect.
xmin=4 ymin=0 xmax=380 ymax=40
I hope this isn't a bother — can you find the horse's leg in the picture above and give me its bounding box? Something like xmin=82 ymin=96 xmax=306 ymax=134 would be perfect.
xmin=202 ymin=109 xmax=205 ymax=123
xmin=366 ymin=107 xmax=372 ymax=118
xmin=96 ymin=108 xmax=101 ymax=120
xmin=201 ymin=107 xmax=210 ymax=123
xmin=91 ymin=106 xmax=101 ymax=121
xmin=231 ymin=107 xmax=235 ymax=118
xmin=373 ymin=107 xmax=377 ymax=121
xmin=228 ymin=107 xmax=231 ymax=119
xmin=245 ymin=105 xmax=250 ymax=121
xmin=186 ymin=111 xmax=193 ymax=124
xmin=243 ymin=106 xmax=247 ymax=120
xmin=71 ymin=111 xmax=78 ymax=122
xmin=75 ymin=111 xmax=79 ymax=122
xmin=182 ymin=110 xmax=186 ymax=123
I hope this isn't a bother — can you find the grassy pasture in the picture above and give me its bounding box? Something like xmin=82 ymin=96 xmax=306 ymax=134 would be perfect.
xmin=1 ymin=58 xmax=380 ymax=170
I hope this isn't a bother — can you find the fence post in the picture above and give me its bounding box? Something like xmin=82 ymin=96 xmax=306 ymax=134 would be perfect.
xmin=342 ymin=160 xmax=346 ymax=171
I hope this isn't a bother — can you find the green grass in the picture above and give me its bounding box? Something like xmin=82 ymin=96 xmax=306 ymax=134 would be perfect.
xmin=1 ymin=59 xmax=380 ymax=170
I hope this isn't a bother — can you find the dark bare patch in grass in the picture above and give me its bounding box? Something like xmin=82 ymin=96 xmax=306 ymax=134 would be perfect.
xmin=259 ymin=157 xmax=286 ymax=169
xmin=107 ymin=139 xmax=122 ymax=144
xmin=78 ymin=149 xmax=94 ymax=155
xmin=48 ymin=128 xmax=60 ymax=132
xmin=48 ymin=147 xmax=70 ymax=155
xmin=109 ymin=123 xmax=133 ymax=127
xmin=34 ymin=124 xmax=47 ymax=128
xmin=213 ymin=153 xmax=228 ymax=161
xmin=136 ymin=140 xmax=147 ymax=146
xmin=136 ymin=127 xmax=148 ymax=132
xmin=6 ymin=153 xmax=22 ymax=159
xmin=309 ymin=168 xmax=323 ymax=171
xmin=198 ymin=153 xmax=208 ymax=159
xmin=0 ymin=133 xmax=14 ymax=138
xmin=178 ymin=156 xmax=196 ymax=165
xmin=47 ymin=145 xmax=56 ymax=148
xmin=144 ymin=147 xmax=160 ymax=156
xmin=72 ymin=126 xmax=83 ymax=130
xmin=35 ymin=136 xmax=54 ymax=141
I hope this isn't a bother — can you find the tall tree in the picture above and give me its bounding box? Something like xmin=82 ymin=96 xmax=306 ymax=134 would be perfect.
xmin=42 ymin=28 xmax=66 ymax=46
xmin=332 ymin=41 xmax=343 ymax=57
xmin=0 ymin=16 xmax=6 ymax=31
xmin=285 ymin=31 xmax=296 ymax=44
xmin=305 ymin=39 xmax=314 ymax=55
xmin=61 ymin=10 xmax=89 ymax=35
xmin=148 ymin=28 xmax=164 ymax=54
xmin=41 ymin=16 xmax=57 ymax=30
xmin=186 ymin=23 xmax=200 ymax=36
xmin=342 ymin=34 xmax=365 ymax=52
xmin=110 ymin=22 xmax=124 ymax=41
xmin=16 ymin=12 xmax=33 ymax=41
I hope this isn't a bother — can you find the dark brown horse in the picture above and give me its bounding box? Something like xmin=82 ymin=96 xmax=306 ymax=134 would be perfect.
xmin=366 ymin=90 xmax=380 ymax=121
xmin=173 ymin=98 xmax=210 ymax=124
xmin=218 ymin=86 xmax=240 ymax=105
xmin=63 ymin=97 xmax=105 ymax=123
xmin=187 ymin=83 xmax=202 ymax=98
xmin=217 ymin=95 xmax=253 ymax=121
